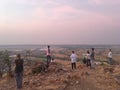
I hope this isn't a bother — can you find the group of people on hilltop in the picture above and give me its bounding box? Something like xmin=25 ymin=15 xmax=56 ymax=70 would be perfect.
xmin=13 ymin=45 xmax=113 ymax=90
xmin=70 ymin=48 xmax=95 ymax=70
xmin=84 ymin=48 xmax=95 ymax=69
xmin=70 ymin=48 xmax=113 ymax=70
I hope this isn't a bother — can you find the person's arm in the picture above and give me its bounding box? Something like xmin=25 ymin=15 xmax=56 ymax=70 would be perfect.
xmin=108 ymin=52 xmax=110 ymax=58
xmin=70 ymin=54 xmax=72 ymax=59
xmin=13 ymin=60 xmax=16 ymax=72
xmin=22 ymin=59 xmax=24 ymax=72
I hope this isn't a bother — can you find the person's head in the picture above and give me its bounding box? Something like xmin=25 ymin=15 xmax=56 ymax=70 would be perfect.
xmin=72 ymin=51 xmax=75 ymax=54
xmin=17 ymin=54 xmax=21 ymax=59
xmin=48 ymin=45 xmax=50 ymax=48
xmin=109 ymin=49 xmax=111 ymax=52
xmin=87 ymin=50 xmax=90 ymax=54
xmin=92 ymin=48 xmax=94 ymax=51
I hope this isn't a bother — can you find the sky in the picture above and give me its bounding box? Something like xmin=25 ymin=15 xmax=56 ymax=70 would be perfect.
xmin=0 ymin=0 xmax=120 ymax=45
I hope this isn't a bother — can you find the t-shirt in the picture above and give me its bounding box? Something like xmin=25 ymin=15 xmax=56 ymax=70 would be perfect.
xmin=86 ymin=53 xmax=90 ymax=60
xmin=108 ymin=51 xmax=112 ymax=58
xmin=15 ymin=59 xmax=24 ymax=73
xmin=46 ymin=48 xmax=51 ymax=56
xmin=90 ymin=51 xmax=95 ymax=60
xmin=70 ymin=54 xmax=77 ymax=63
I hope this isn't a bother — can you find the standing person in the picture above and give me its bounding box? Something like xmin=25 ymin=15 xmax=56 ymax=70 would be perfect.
xmin=90 ymin=48 xmax=95 ymax=68
xmin=86 ymin=50 xmax=91 ymax=68
xmin=82 ymin=54 xmax=87 ymax=65
xmin=14 ymin=54 xmax=24 ymax=90
xmin=70 ymin=51 xmax=77 ymax=70
xmin=46 ymin=45 xmax=51 ymax=66
xmin=108 ymin=49 xmax=112 ymax=65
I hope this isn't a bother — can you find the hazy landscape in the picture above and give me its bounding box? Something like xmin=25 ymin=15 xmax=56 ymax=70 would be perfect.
xmin=1 ymin=0 xmax=120 ymax=90
xmin=0 ymin=45 xmax=120 ymax=90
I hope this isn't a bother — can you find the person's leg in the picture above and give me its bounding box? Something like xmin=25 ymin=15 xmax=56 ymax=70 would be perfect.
xmin=71 ymin=63 xmax=74 ymax=70
xmin=111 ymin=58 xmax=113 ymax=65
xmin=109 ymin=58 xmax=112 ymax=65
xmin=47 ymin=55 xmax=51 ymax=64
xmin=19 ymin=72 xmax=23 ymax=89
xmin=86 ymin=60 xmax=88 ymax=67
xmin=49 ymin=56 xmax=51 ymax=63
xmin=47 ymin=55 xmax=51 ymax=66
xmin=89 ymin=59 xmax=91 ymax=68
xmin=18 ymin=73 xmax=21 ymax=89
xmin=74 ymin=62 xmax=76 ymax=69
xmin=47 ymin=55 xmax=49 ymax=65
xmin=15 ymin=73 xmax=20 ymax=89
xmin=91 ymin=59 xmax=95 ymax=68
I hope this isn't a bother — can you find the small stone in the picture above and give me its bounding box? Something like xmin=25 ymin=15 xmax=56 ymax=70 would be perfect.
xmin=76 ymin=81 xmax=79 ymax=84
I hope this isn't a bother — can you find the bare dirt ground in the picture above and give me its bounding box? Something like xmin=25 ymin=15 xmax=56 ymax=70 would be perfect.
xmin=0 ymin=59 xmax=120 ymax=90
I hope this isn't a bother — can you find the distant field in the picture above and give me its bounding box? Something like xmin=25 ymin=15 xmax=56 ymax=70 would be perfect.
xmin=0 ymin=44 xmax=120 ymax=64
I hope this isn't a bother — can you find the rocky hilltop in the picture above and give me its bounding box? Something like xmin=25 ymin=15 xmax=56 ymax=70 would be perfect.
xmin=0 ymin=59 xmax=120 ymax=90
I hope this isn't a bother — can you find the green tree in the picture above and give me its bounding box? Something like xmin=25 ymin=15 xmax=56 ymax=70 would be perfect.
xmin=4 ymin=50 xmax=12 ymax=77
xmin=0 ymin=51 xmax=5 ymax=78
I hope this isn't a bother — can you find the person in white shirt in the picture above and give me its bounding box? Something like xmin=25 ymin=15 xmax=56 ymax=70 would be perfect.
xmin=70 ymin=51 xmax=77 ymax=70
xmin=108 ymin=49 xmax=112 ymax=65
xmin=86 ymin=50 xmax=91 ymax=68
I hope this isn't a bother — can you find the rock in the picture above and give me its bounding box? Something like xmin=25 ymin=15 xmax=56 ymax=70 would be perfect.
xmin=115 ymin=76 xmax=120 ymax=85
xmin=25 ymin=69 xmax=32 ymax=75
xmin=85 ymin=72 xmax=89 ymax=76
xmin=24 ymin=81 xmax=29 ymax=85
xmin=100 ymin=67 xmax=115 ymax=74
xmin=44 ymin=85 xmax=60 ymax=90
xmin=76 ymin=81 xmax=79 ymax=84
xmin=78 ymin=64 xmax=83 ymax=69
xmin=95 ymin=61 xmax=102 ymax=65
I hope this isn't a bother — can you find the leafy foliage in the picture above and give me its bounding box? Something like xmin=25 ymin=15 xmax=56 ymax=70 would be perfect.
xmin=0 ymin=50 xmax=11 ymax=78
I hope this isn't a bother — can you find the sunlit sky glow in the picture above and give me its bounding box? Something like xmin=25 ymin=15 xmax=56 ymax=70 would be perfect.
xmin=0 ymin=0 xmax=120 ymax=45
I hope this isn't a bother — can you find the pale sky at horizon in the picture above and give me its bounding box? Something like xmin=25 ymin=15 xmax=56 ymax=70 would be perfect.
xmin=0 ymin=0 xmax=120 ymax=45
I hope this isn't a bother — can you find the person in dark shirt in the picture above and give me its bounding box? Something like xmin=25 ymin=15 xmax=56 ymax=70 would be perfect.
xmin=46 ymin=45 xmax=51 ymax=66
xmin=15 ymin=54 xmax=24 ymax=90
xmin=90 ymin=48 xmax=95 ymax=68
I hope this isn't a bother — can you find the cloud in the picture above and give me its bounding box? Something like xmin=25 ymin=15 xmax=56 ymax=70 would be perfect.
xmin=50 ymin=5 xmax=112 ymax=26
xmin=0 ymin=5 xmax=114 ymax=31
xmin=47 ymin=0 xmax=59 ymax=5
xmin=53 ymin=6 xmax=79 ymax=13
xmin=5 ymin=0 xmax=59 ymax=6
xmin=89 ymin=0 xmax=120 ymax=5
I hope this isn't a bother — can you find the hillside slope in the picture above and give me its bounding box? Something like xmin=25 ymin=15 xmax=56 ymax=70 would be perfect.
xmin=0 ymin=60 xmax=120 ymax=90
